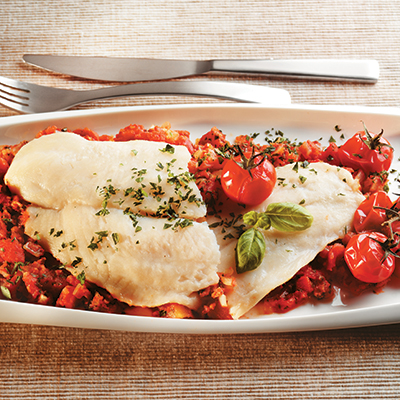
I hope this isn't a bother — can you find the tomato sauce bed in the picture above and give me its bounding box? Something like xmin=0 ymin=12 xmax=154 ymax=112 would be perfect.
xmin=0 ymin=123 xmax=398 ymax=320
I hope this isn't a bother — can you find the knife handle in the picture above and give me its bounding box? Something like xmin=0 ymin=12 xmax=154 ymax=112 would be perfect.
xmin=210 ymin=59 xmax=379 ymax=82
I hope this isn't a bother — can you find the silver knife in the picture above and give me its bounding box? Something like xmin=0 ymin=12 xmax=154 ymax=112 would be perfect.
xmin=23 ymin=55 xmax=379 ymax=83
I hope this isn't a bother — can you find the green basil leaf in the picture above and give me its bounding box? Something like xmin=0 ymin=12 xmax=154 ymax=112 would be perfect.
xmin=254 ymin=214 xmax=271 ymax=230
xmin=243 ymin=211 xmax=259 ymax=226
xmin=236 ymin=227 xmax=266 ymax=274
xmin=265 ymin=202 xmax=313 ymax=232
xmin=243 ymin=211 xmax=271 ymax=230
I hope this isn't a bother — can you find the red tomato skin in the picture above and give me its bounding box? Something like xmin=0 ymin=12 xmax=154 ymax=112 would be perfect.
xmin=239 ymin=163 xmax=276 ymax=205
xmin=221 ymin=159 xmax=248 ymax=202
xmin=221 ymin=158 xmax=276 ymax=206
xmin=338 ymin=131 xmax=393 ymax=175
xmin=389 ymin=197 xmax=400 ymax=234
xmin=321 ymin=142 xmax=341 ymax=166
xmin=353 ymin=191 xmax=392 ymax=233
xmin=344 ymin=232 xmax=395 ymax=283
xmin=385 ymin=198 xmax=400 ymax=273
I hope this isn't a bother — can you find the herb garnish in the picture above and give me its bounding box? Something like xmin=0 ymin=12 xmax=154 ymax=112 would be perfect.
xmin=159 ymin=144 xmax=175 ymax=154
xmin=236 ymin=202 xmax=313 ymax=274
xmin=77 ymin=270 xmax=86 ymax=285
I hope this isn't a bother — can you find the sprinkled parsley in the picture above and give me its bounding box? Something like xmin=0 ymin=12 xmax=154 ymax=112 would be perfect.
xmin=159 ymin=144 xmax=175 ymax=154
xmin=77 ymin=270 xmax=86 ymax=285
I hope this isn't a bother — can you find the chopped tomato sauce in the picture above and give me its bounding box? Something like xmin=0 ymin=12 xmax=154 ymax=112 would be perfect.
xmin=115 ymin=122 xmax=194 ymax=153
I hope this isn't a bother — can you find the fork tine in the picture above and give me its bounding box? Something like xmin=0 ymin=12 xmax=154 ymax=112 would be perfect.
xmin=0 ymin=95 xmax=30 ymax=113
xmin=0 ymin=86 xmax=29 ymax=102
xmin=0 ymin=76 xmax=33 ymax=113
xmin=0 ymin=76 xmax=30 ymax=93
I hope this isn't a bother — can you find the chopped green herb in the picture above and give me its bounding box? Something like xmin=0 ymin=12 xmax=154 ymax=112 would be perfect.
xmin=77 ymin=270 xmax=86 ymax=285
xmin=112 ymin=232 xmax=120 ymax=245
xmin=71 ymin=257 xmax=83 ymax=268
xmin=159 ymin=144 xmax=175 ymax=154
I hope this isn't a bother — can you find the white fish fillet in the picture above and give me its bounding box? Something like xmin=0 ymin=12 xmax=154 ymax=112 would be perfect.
xmin=209 ymin=162 xmax=365 ymax=319
xmin=5 ymin=132 xmax=205 ymax=219
xmin=26 ymin=205 xmax=220 ymax=308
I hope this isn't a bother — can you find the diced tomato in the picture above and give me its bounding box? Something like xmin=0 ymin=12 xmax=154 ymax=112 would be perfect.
xmin=156 ymin=303 xmax=194 ymax=319
xmin=125 ymin=306 xmax=154 ymax=317
xmin=35 ymin=125 xmax=59 ymax=138
xmin=56 ymin=286 xmax=78 ymax=308
xmin=195 ymin=170 xmax=222 ymax=203
xmin=0 ymin=158 xmax=9 ymax=177
xmin=89 ymin=291 xmax=123 ymax=313
xmin=22 ymin=271 xmax=44 ymax=301
xmin=323 ymin=243 xmax=346 ymax=272
xmin=192 ymin=143 xmax=228 ymax=172
xmin=263 ymin=265 xmax=333 ymax=314
xmin=197 ymin=127 xmax=228 ymax=148
xmin=297 ymin=140 xmax=323 ymax=161
xmin=72 ymin=283 xmax=91 ymax=300
xmin=73 ymin=127 xmax=100 ymax=141
xmin=0 ymin=238 xmax=25 ymax=263
xmin=115 ymin=124 xmax=194 ymax=153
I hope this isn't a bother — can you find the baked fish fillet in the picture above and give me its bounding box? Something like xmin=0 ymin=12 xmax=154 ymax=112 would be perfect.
xmin=26 ymin=204 xmax=220 ymax=308
xmin=209 ymin=162 xmax=365 ymax=319
xmin=5 ymin=132 xmax=205 ymax=219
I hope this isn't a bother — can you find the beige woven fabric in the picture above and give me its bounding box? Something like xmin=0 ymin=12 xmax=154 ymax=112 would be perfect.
xmin=0 ymin=0 xmax=400 ymax=398
xmin=1 ymin=0 xmax=400 ymax=117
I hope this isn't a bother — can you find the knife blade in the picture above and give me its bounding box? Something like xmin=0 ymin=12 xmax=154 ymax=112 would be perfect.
xmin=23 ymin=55 xmax=379 ymax=83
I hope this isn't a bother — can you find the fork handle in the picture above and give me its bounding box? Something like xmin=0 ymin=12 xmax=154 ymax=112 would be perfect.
xmin=67 ymin=81 xmax=291 ymax=107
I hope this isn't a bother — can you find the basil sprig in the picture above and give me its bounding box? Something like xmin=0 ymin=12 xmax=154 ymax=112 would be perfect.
xmin=236 ymin=202 xmax=313 ymax=274
xmin=236 ymin=228 xmax=266 ymax=274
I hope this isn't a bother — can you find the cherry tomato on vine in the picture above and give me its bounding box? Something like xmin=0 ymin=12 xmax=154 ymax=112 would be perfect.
xmin=353 ymin=191 xmax=393 ymax=233
xmin=388 ymin=197 xmax=400 ymax=234
xmin=344 ymin=232 xmax=396 ymax=283
xmin=221 ymin=153 xmax=277 ymax=206
xmin=338 ymin=127 xmax=393 ymax=175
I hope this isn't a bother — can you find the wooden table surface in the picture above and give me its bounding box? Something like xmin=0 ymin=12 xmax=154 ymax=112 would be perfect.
xmin=1 ymin=1 xmax=400 ymax=398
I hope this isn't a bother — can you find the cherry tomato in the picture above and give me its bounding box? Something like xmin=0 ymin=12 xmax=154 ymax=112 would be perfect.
xmin=221 ymin=156 xmax=276 ymax=206
xmin=382 ymin=197 xmax=400 ymax=274
xmin=388 ymin=197 xmax=400 ymax=234
xmin=344 ymin=232 xmax=396 ymax=283
xmin=338 ymin=129 xmax=393 ymax=175
xmin=353 ymin=191 xmax=392 ymax=233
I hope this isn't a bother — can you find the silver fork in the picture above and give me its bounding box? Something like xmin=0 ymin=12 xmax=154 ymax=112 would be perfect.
xmin=0 ymin=76 xmax=291 ymax=114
